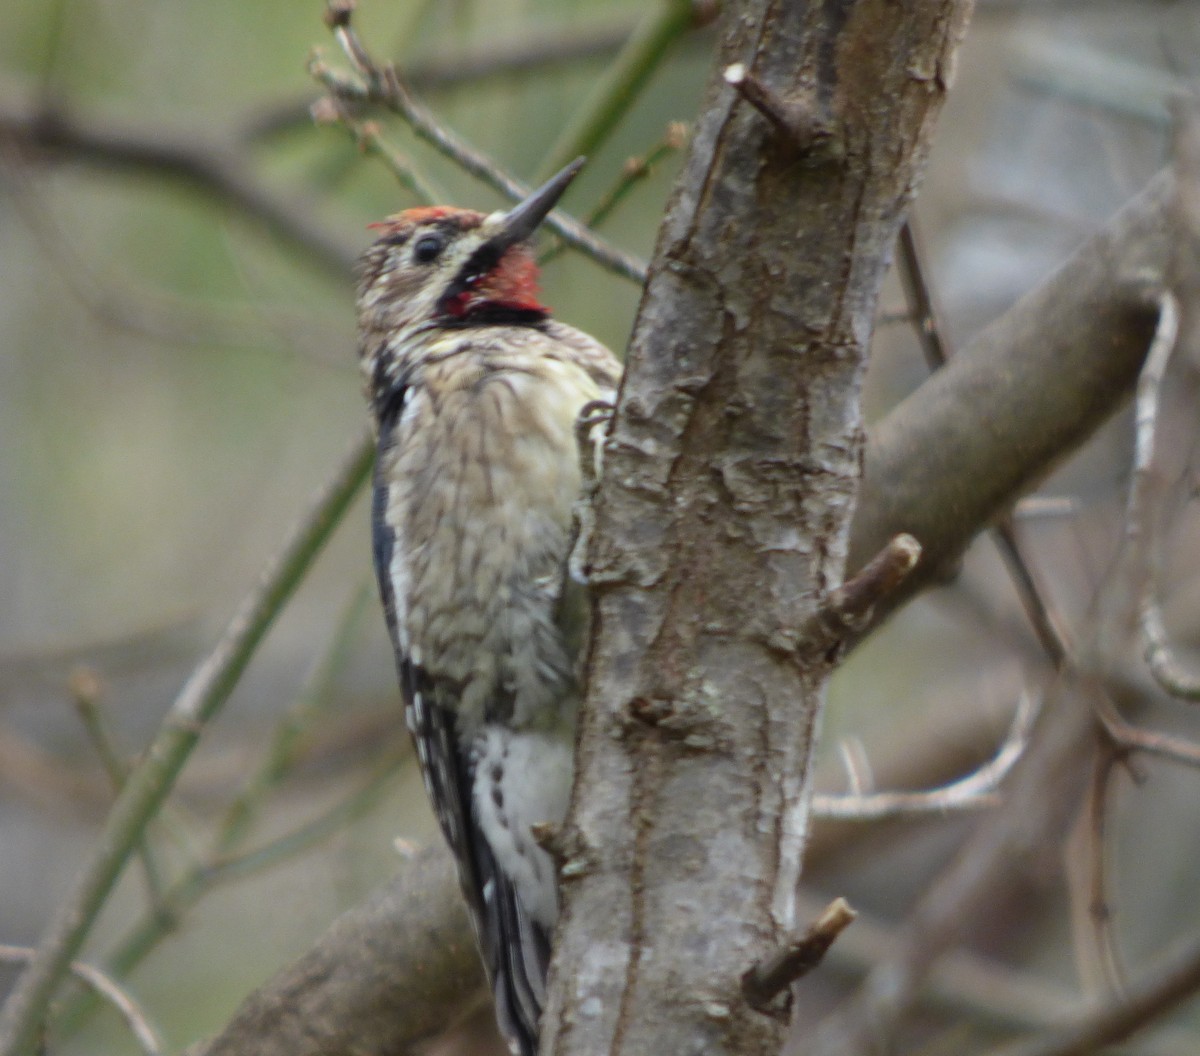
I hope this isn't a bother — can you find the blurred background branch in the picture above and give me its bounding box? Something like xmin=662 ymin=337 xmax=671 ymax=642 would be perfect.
xmin=2 ymin=1 xmax=1200 ymax=1055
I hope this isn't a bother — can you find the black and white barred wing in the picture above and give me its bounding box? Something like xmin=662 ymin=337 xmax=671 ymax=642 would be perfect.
xmin=371 ymin=443 xmax=549 ymax=1056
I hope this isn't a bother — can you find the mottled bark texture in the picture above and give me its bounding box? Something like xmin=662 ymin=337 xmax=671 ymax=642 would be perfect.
xmin=541 ymin=4 xmax=973 ymax=1056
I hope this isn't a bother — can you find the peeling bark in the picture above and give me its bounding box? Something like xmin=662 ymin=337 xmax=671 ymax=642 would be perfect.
xmin=543 ymin=3 xmax=974 ymax=1055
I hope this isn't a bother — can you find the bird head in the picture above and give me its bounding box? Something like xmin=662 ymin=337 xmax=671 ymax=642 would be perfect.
xmin=356 ymin=159 xmax=584 ymax=405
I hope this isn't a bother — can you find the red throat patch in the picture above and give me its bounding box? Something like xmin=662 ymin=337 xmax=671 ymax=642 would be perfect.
xmin=441 ymin=245 xmax=547 ymax=319
xmin=478 ymin=245 xmax=545 ymax=313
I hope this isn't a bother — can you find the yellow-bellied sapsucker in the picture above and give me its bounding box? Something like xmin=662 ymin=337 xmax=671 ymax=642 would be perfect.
xmin=356 ymin=159 xmax=621 ymax=1056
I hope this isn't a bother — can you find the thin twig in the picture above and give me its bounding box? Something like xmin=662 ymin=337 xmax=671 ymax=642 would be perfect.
xmin=834 ymin=738 xmax=872 ymax=798
xmin=56 ymin=573 xmax=381 ymax=1037
xmin=813 ymin=691 xmax=1038 ymax=820
xmin=1127 ymin=291 xmax=1200 ymax=700
xmin=312 ymin=4 xmax=647 ymax=284
xmin=205 ymin=755 xmax=403 ymax=887
xmin=0 ymin=946 xmax=161 ymax=1056
xmin=535 ymin=0 xmax=696 ymax=180
xmin=1101 ymin=710 xmax=1200 ymax=769
xmin=586 ymin=129 xmax=686 ymax=227
xmin=742 ymin=898 xmax=857 ymax=1015
xmin=1015 ymin=497 xmax=1080 ymax=520
xmin=69 ymin=669 xmax=168 ymax=909
xmin=0 ymin=433 xmax=374 ymax=1056
xmin=245 ymin=18 xmax=641 ymax=141
xmin=213 ymin=583 xmax=377 ymax=855
xmin=539 ymin=123 xmax=686 ymax=267
xmin=311 ymin=103 xmax=445 ymax=205
xmin=1077 ymin=748 xmax=1128 ymax=997
xmin=1099 ymin=686 xmax=1200 ymax=768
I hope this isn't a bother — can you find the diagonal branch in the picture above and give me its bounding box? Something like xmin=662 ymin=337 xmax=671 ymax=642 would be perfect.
xmin=313 ymin=2 xmax=647 ymax=285
xmin=0 ymin=102 xmax=359 ymax=280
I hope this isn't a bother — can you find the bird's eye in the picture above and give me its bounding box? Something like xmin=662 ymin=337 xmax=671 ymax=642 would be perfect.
xmin=413 ymin=234 xmax=445 ymax=264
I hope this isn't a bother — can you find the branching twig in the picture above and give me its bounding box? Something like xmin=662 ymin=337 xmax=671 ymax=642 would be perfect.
xmin=55 ymin=582 xmax=383 ymax=1035
xmin=313 ymin=2 xmax=647 ymax=284
xmin=1100 ymin=710 xmax=1200 ymax=769
xmin=0 ymin=946 xmax=160 ymax=1056
xmin=244 ymin=18 xmax=642 ymax=141
xmin=812 ymin=691 xmax=1039 ymax=821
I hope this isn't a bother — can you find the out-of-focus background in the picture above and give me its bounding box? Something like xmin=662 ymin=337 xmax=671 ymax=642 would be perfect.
xmin=2 ymin=1 xmax=1199 ymax=1053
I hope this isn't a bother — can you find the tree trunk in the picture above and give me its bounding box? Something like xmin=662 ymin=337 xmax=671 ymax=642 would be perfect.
xmin=542 ymin=3 xmax=974 ymax=1055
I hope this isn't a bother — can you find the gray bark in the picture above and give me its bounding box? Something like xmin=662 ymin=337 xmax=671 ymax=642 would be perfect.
xmin=542 ymin=3 xmax=973 ymax=1055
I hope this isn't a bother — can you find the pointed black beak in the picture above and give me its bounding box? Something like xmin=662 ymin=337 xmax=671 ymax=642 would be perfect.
xmin=488 ymin=157 xmax=585 ymax=254
xmin=436 ymin=158 xmax=586 ymax=319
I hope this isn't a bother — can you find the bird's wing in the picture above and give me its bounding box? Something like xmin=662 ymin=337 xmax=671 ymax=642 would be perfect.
xmin=371 ymin=423 xmax=548 ymax=1056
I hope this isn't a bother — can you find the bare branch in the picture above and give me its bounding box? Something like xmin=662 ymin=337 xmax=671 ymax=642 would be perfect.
xmin=312 ymin=4 xmax=647 ymax=284
xmin=0 ymin=947 xmax=160 ymax=1056
xmin=1128 ymin=292 xmax=1200 ymax=699
xmin=896 ymin=219 xmax=1072 ymax=667
xmin=1066 ymin=747 xmax=1128 ymax=999
xmin=0 ymin=102 xmax=359 ymax=279
xmin=808 ymin=673 xmax=1102 ymax=1056
xmin=813 ymin=691 xmax=1038 ymax=821
xmin=742 ymin=899 xmax=857 ymax=1016
xmin=186 ymin=846 xmax=483 ymax=1056
xmin=853 ymin=171 xmax=1168 ymax=629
